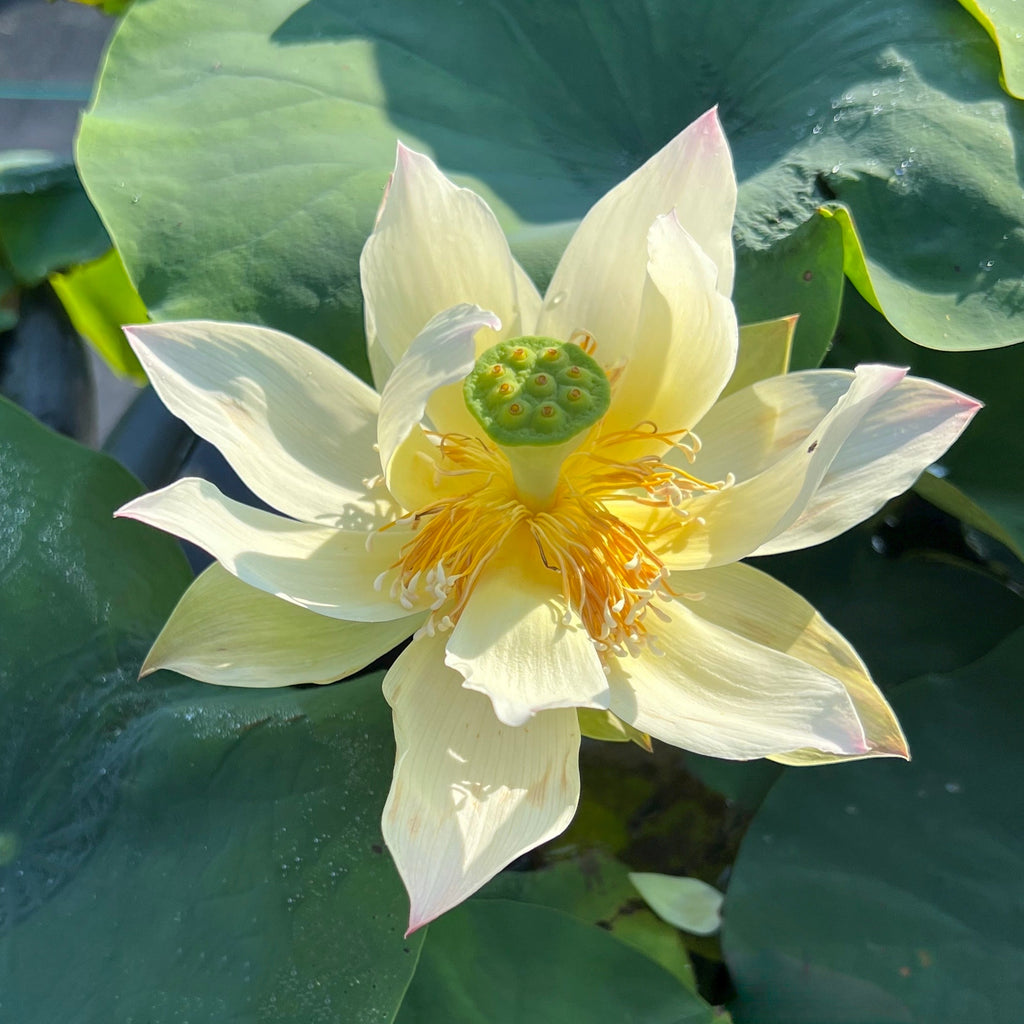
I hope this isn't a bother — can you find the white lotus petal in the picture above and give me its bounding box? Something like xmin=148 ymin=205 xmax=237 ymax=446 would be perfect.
xmin=512 ymin=258 xmax=544 ymax=333
xmin=606 ymin=594 xmax=867 ymax=759
xmin=617 ymin=364 xmax=909 ymax=569
xmin=752 ymin=376 xmax=981 ymax=555
xmin=445 ymin=550 xmax=609 ymax=726
xmin=143 ymin=562 xmax=423 ymax=687
xmin=604 ymin=212 xmax=738 ymax=438
xmin=124 ymin=320 xmax=387 ymax=527
xmin=537 ymin=109 xmax=736 ymax=366
xmin=691 ymin=370 xmax=858 ymax=485
xmin=116 ymin=477 xmax=412 ymax=622
xmin=382 ymin=423 xmax=485 ymax=515
xmin=382 ymin=631 xmax=580 ymax=933
xmin=691 ymin=369 xmax=981 ymax=549
xmin=676 ymin=562 xmax=908 ymax=762
xmin=378 ymin=303 xmax=500 ymax=486
xmin=361 ymin=143 xmax=531 ymax=389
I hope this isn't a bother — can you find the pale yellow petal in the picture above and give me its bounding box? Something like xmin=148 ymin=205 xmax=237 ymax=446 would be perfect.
xmin=674 ymin=562 xmax=907 ymax=762
xmin=382 ymin=631 xmax=580 ymax=933
xmin=616 ymin=364 xmax=909 ymax=569
xmin=383 ymin=425 xmax=472 ymax=513
xmin=603 ymin=212 xmax=738 ymax=439
xmin=125 ymin=321 xmax=388 ymax=528
xmin=537 ymin=109 xmax=736 ymax=364
xmin=606 ymin=596 xmax=867 ymax=760
xmin=512 ymin=257 xmax=544 ymax=332
xmin=143 ymin=562 xmax=423 ymax=687
xmin=377 ymin=303 xmax=500 ymax=487
xmin=360 ymin=143 xmax=531 ymax=389
xmin=752 ymin=376 xmax=982 ymax=555
xmin=116 ymin=477 xmax=412 ymax=622
xmin=684 ymin=368 xmax=980 ymax=557
xmin=445 ymin=553 xmax=609 ymax=726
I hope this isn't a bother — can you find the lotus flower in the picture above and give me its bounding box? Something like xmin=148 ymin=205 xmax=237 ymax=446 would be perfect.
xmin=117 ymin=109 xmax=980 ymax=933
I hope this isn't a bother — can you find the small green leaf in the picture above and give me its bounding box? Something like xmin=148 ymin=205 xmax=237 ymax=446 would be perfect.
xmin=64 ymin=0 xmax=135 ymax=15
xmin=49 ymin=248 xmax=148 ymax=382
xmin=733 ymin=211 xmax=845 ymax=371
xmin=577 ymin=708 xmax=652 ymax=750
xmin=629 ymin=873 xmax=724 ymax=937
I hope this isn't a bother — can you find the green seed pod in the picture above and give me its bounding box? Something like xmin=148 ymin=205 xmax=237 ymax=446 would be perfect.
xmin=464 ymin=335 xmax=610 ymax=447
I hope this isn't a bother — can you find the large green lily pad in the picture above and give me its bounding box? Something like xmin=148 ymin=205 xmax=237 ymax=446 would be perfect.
xmin=722 ymin=627 xmax=1024 ymax=1023
xmin=0 ymin=398 xmax=424 ymax=1021
xmin=0 ymin=395 xmax=191 ymax=936
xmin=78 ymin=0 xmax=1024 ymax=383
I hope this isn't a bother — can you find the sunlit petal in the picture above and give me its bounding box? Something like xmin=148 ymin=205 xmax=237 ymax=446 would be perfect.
xmin=537 ymin=108 xmax=736 ymax=367
xmin=752 ymin=377 xmax=982 ymax=555
xmin=675 ymin=562 xmax=907 ymax=762
xmin=143 ymin=562 xmax=423 ymax=687
xmin=383 ymin=631 xmax=580 ymax=933
xmin=622 ymin=364 xmax=910 ymax=569
xmin=445 ymin=550 xmax=610 ymax=726
xmin=125 ymin=320 xmax=388 ymax=527
xmin=377 ymin=303 xmax=500 ymax=487
xmin=361 ymin=143 xmax=532 ymax=389
xmin=606 ymin=592 xmax=867 ymax=760
xmin=383 ymin=426 xmax=475 ymax=514
xmin=604 ymin=212 xmax=738 ymax=439
xmin=116 ymin=477 xmax=412 ymax=622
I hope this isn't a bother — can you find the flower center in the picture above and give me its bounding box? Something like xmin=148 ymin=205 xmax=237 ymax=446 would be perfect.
xmin=380 ymin=423 xmax=727 ymax=655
